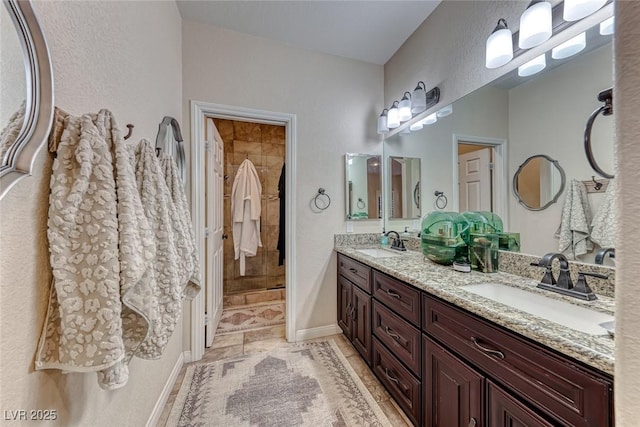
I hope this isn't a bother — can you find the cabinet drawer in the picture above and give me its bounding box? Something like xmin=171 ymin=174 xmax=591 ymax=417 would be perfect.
xmin=372 ymin=338 xmax=421 ymax=426
xmin=338 ymin=254 xmax=371 ymax=293
xmin=372 ymin=271 xmax=421 ymax=326
xmin=423 ymin=294 xmax=612 ymax=427
xmin=487 ymin=380 xmax=554 ymax=427
xmin=372 ymin=300 xmax=421 ymax=377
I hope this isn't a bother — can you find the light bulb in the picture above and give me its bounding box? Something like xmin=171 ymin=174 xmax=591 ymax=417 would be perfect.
xmin=387 ymin=103 xmax=400 ymax=129
xmin=519 ymin=1 xmax=552 ymax=49
xmin=600 ymin=16 xmax=614 ymax=35
xmin=486 ymin=19 xmax=513 ymax=69
xmin=563 ymin=0 xmax=607 ymax=22
xmin=376 ymin=110 xmax=388 ymax=134
xmin=518 ymin=54 xmax=546 ymax=77
xmin=423 ymin=113 xmax=438 ymax=125
xmin=398 ymin=92 xmax=412 ymax=122
xmin=552 ymin=32 xmax=586 ymax=59
xmin=411 ymin=82 xmax=427 ymax=114
xmin=436 ymin=104 xmax=453 ymax=118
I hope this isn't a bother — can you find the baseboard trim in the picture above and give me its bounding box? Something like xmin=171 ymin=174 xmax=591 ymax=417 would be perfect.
xmin=183 ymin=350 xmax=193 ymax=364
xmin=295 ymin=324 xmax=341 ymax=342
xmin=146 ymin=351 xmax=185 ymax=427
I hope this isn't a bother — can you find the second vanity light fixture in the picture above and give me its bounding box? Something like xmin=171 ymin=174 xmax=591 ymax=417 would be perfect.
xmin=486 ymin=0 xmax=609 ymax=70
xmin=377 ymin=83 xmax=440 ymax=134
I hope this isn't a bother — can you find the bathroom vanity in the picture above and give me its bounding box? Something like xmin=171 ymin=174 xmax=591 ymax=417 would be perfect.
xmin=335 ymin=247 xmax=614 ymax=427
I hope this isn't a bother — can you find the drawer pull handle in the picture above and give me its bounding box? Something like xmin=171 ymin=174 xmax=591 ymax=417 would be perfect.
xmin=468 ymin=418 xmax=477 ymax=427
xmin=385 ymin=326 xmax=401 ymax=341
xmin=349 ymin=267 xmax=358 ymax=274
xmin=471 ymin=337 xmax=505 ymax=359
xmin=346 ymin=303 xmax=352 ymax=318
xmin=386 ymin=289 xmax=401 ymax=299
xmin=384 ymin=368 xmax=400 ymax=385
xmin=350 ymin=305 xmax=356 ymax=318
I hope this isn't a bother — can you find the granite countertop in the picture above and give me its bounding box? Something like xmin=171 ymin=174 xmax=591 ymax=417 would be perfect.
xmin=335 ymin=245 xmax=615 ymax=376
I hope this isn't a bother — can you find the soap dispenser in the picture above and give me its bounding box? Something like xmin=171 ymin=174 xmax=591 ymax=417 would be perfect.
xmin=380 ymin=228 xmax=389 ymax=248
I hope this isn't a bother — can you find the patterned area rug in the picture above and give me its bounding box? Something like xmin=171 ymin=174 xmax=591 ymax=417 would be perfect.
xmin=167 ymin=340 xmax=392 ymax=427
xmin=216 ymin=302 xmax=285 ymax=334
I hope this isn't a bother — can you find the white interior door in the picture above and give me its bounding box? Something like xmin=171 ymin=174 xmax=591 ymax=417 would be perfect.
xmin=205 ymin=118 xmax=224 ymax=347
xmin=458 ymin=148 xmax=492 ymax=211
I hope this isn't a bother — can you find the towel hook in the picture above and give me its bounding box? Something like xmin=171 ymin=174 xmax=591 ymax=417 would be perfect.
xmin=123 ymin=124 xmax=134 ymax=140
xmin=584 ymin=88 xmax=614 ymax=179
xmin=592 ymin=176 xmax=603 ymax=191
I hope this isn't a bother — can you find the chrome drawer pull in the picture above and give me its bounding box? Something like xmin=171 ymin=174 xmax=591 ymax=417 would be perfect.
xmin=349 ymin=267 xmax=358 ymax=274
xmin=384 ymin=368 xmax=400 ymax=384
xmin=385 ymin=326 xmax=401 ymax=341
xmin=468 ymin=418 xmax=477 ymax=427
xmin=471 ymin=337 xmax=505 ymax=359
xmin=386 ymin=289 xmax=401 ymax=299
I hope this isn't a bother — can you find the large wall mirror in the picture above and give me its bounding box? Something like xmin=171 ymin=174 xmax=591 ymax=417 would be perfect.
xmin=345 ymin=153 xmax=382 ymax=220
xmin=383 ymin=9 xmax=614 ymax=265
xmin=388 ymin=156 xmax=421 ymax=219
xmin=0 ymin=0 xmax=54 ymax=199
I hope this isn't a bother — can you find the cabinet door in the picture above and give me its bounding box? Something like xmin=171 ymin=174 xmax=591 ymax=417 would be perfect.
xmin=352 ymin=285 xmax=372 ymax=366
xmin=424 ymin=336 xmax=484 ymax=427
xmin=487 ymin=380 xmax=554 ymax=427
xmin=337 ymin=276 xmax=352 ymax=339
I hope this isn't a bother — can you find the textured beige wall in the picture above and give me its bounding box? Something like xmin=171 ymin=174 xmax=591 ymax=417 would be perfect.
xmin=614 ymin=2 xmax=640 ymax=424
xmin=0 ymin=2 xmax=183 ymax=425
xmin=182 ymin=21 xmax=384 ymax=333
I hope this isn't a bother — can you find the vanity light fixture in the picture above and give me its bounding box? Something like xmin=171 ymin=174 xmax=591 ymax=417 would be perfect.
xmin=411 ymin=81 xmax=427 ymax=114
xmin=436 ymin=104 xmax=453 ymax=118
xmin=552 ymin=32 xmax=586 ymax=59
xmin=600 ymin=16 xmax=614 ymax=35
xmin=398 ymin=92 xmax=412 ymax=122
xmin=387 ymin=101 xmax=400 ymax=129
xmin=563 ymin=0 xmax=607 ymax=22
xmin=486 ymin=18 xmax=513 ymax=69
xmin=519 ymin=0 xmax=553 ymax=49
xmin=377 ymin=108 xmax=389 ymax=134
xmin=423 ymin=113 xmax=438 ymax=125
xmin=518 ymin=53 xmax=547 ymax=76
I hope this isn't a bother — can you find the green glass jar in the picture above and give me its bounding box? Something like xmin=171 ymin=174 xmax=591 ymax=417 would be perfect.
xmin=421 ymin=211 xmax=470 ymax=265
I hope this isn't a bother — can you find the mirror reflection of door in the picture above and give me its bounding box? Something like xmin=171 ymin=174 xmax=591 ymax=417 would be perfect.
xmin=458 ymin=143 xmax=492 ymax=211
xmin=389 ymin=156 xmax=421 ymax=219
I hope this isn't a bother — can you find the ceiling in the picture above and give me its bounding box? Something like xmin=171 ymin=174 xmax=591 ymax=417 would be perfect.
xmin=176 ymin=1 xmax=442 ymax=65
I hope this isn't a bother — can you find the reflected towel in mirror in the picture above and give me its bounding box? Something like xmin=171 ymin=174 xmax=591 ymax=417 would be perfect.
xmin=555 ymin=179 xmax=593 ymax=259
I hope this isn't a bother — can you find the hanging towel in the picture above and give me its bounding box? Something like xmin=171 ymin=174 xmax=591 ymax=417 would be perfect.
xmin=159 ymin=152 xmax=201 ymax=295
xmin=0 ymin=101 xmax=25 ymax=160
xmin=555 ymin=179 xmax=593 ymax=259
xmin=36 ymin=111 xmax=126 ymax=383
xmin=231 ymin=159 xmax=262 ymax=275
xmin=277 ymin=163 xmax=285 ymax=266
xmin=591 ymin=179 xmax=617 ymax=248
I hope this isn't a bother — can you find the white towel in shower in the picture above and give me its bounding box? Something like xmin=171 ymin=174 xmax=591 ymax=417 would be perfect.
xmin=231 ymin=159 xmax=262 ymax=275
xmin=591 ymin=179 xmax=617 ymax=248
xmin=556 ymin=179 xmax=593 ymax=259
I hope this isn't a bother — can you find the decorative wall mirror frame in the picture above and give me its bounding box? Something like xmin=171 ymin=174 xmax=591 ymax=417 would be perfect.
xmin=513 ymin=154 xmax=566 ymax=211
xmin=155 ymin=116 xmax=185 ymax=185
xmin=344 ymin=153 xmax=382 ymax=220
xmin=0 ymin=0 xmax=54 ymax=199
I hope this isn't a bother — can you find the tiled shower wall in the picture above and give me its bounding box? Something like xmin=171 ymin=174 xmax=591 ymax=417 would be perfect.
xmin=213 ymin=119 xmax=286 ymax=294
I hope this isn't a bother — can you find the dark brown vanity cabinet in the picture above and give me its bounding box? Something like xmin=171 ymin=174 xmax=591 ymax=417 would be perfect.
xmin=337 ymin=254 xmax=372 ymax=365
xmin=336 ymin=254 xmax=614 ymax=427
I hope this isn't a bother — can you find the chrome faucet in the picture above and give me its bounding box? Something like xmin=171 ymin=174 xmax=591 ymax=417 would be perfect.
xmin=594 ymin=247 xmax=615 ymax=265
xmin=385 ymin=230 xmax=407 ymax=251
xmin=532 ymin=252 xmax=598 ymax=301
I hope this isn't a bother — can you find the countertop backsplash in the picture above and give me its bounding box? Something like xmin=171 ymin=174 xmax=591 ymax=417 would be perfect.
xmin=334 ymin=233 xmax=615 ymax=298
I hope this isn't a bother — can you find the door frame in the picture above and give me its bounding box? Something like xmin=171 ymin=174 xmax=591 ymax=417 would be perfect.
xmin=189 ymin=100 xmax=297 ymax=362
xmin=452 ymin=134 xmax=508 ymax=228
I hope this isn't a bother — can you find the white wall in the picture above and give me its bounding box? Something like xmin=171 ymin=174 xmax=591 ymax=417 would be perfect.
xmin=508 ymin=45 xmax=613 ymax=260
xmin=182 ymin=21 xmax=384 ymax=335
xmin=614 ymin=2 xmax=640 ymax=424
xmin=0 ymin=2 xmax=183 ymax=425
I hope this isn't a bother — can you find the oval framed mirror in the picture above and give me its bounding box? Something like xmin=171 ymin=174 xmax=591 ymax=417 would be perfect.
xmin=0 ymin=0 xmax=54 ymax=199
xmin=513 ymin=154 xmax=566 ymax=211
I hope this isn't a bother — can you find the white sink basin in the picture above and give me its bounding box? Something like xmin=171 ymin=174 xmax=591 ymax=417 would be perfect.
xmin=461 ymin=283 xmax=614 ymax=335
xmin=355 ymin=248 xmax=403 ymax=258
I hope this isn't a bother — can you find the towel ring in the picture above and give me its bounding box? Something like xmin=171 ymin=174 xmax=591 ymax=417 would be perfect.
xmin=434 ymin=190 xmax=447 ymax=210
xmin=314 ymin=188 xmax=331 ymax=211
xmin=584 ymin=87 xmax=614 ymax=179
xmin=357 ymin=198 xmax=366 ymax=209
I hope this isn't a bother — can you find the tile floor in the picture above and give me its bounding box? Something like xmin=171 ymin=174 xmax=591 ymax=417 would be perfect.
xmin=157 ymin=325 xmax=412 ymax=427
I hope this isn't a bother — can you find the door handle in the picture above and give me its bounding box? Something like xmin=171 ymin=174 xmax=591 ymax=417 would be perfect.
xmin=468 ymin=418 xmax=477 ymax=427
xmin=349 ymin=305 xmax=356 ymax=318
xmin=346 ymin=303 xmax=352 ymax=318
xmin=222 ymin=234 xmax=228 ymax=240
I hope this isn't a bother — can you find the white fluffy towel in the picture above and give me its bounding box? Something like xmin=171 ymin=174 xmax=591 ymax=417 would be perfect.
xmin=231 ymin=159 xmax=263 ymax=275
xmin=556 ymin=179 xmax=593 ymax=259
